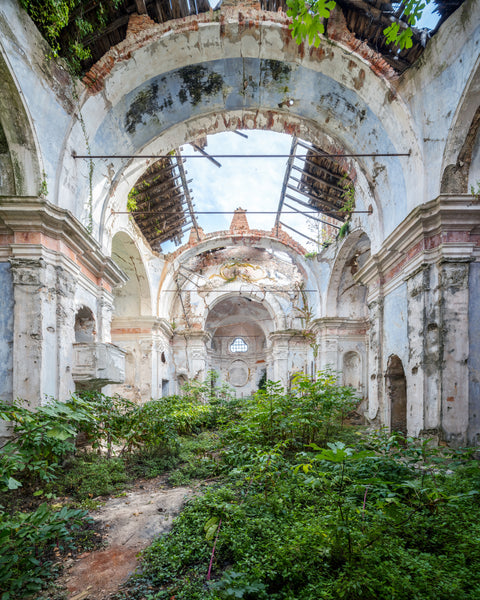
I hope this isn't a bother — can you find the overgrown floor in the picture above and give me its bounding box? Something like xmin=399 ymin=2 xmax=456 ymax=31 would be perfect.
xmin=61 ymin=477 xmax=192 ymax=600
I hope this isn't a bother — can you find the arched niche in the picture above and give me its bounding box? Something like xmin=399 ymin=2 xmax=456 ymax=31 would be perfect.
xmin=342 ymin=351 xmax=362 ymax=393
xmin=325 ymin=229 xmax=371 ymax=318
xmin=74 ymin=306 xmax=96 ymax=342
xmin=386 ymin=354 xmax=407 ymax=436
xmin=440 ymin=58 xmax=480 ymax=194
xmin=111 ymin=231 xmax=152 ymax=317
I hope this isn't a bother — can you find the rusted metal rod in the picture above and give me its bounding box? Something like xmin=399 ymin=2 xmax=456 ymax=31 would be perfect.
xmin=283 ymin=202 xmax=341 ymax=230
xmin=279 ymin=221 xmax=322 ymax=245
xmin=191 ymin=144 xmax=222 ymax=168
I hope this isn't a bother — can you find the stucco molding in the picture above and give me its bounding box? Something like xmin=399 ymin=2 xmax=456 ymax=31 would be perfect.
xmin=0 ymin=197 xmax=127 ymax=289
xmin=356 ymin=194 xmax=480 ymax=295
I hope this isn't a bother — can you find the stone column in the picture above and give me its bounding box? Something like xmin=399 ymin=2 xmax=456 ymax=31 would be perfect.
xmin=55 ymin=265 xmax=77 ymax=401
xmin=406 ymin=264 xmax=442 ymax=438
xmin=9 ymin=258 xmax=54 ymax=405
xmin=183 ymin=330 xmax=211 ymax=381
xmin=97 ymin=289 xmax=115 ymax=343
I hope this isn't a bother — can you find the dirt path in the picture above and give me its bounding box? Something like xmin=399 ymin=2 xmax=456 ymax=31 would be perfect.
xmin=61 ymin=477 xmax=192 ymax=600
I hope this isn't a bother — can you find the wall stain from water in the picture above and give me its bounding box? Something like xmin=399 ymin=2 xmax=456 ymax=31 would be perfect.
xmin=177 ymin=65 xmax=223 ymax=106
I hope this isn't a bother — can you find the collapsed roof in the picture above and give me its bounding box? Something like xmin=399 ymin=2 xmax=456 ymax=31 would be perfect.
xmin=57 ymin=0 xmax=466 ymax=75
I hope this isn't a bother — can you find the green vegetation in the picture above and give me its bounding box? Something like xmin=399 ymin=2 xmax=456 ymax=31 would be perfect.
xmin=19 ymin=0 xmax=123 ymax=74
xmin=287 ymin=0 xmax=434 ymax=50
xmin=2 ymin=373 xmax=480 ymax=599
xmin=115 ymin=374 xmax=480 ymax=600
xmin=0 ymin=381 xmax=234 ymax=599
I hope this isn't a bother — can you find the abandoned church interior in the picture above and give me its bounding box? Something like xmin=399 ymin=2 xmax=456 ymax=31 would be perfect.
xmin=0 ymin=0 xmax=479 ymax=447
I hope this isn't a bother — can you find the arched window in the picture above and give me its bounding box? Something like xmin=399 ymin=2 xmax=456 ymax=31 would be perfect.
xmin=230 ymin=337 xmax=248 ymax=353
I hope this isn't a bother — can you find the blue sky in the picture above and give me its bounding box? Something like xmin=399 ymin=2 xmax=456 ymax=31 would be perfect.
xmin=162 ymin=130 xmax=320 ymax=254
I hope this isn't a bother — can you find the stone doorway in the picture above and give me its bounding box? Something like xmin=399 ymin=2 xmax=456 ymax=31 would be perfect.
xmin=386 ymin=355 xmax=407 ymax=435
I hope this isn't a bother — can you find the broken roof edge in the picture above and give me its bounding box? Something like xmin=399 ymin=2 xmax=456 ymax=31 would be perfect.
xmin=81 ymin=4 xmax=400 ymax=96
xmin=166 ymin=217 xmax=308 ymax=262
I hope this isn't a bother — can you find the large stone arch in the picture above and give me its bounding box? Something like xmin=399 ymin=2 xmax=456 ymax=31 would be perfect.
xmin=205 ymin=294 xmax=273 ymax=395
xmin=157 ymin=229 xmax=321 ymax=322
xmin=324 ymin=228 xmax=371 ymax=317
xmin=111 ymin=231 xmax=152 ymax=317
xmin=57 ymin=9 xmax=422 ymax=246
xmin=440 ymin=56 xmax=480 ymax=194
xmin=0 ymin=47 xmax=41 ymax=196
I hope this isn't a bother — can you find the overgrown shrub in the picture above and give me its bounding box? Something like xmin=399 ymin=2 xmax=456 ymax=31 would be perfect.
xmin=221 ymin=372 xmax=358 ymax=465
xmin=117 ymin=374 xmax=480 ymax=600
xmin=0 ymin=502 xmax=88 ymax=599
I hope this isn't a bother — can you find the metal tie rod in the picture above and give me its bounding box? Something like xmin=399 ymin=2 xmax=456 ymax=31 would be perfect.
xmin=112 ymin=209 xmax=372 ymax=214
xmin=73 ymin=152 xmax=411 ymax=159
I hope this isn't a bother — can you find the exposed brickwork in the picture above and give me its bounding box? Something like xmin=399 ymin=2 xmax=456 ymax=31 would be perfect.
xmin=325 ymin=9 xmax=397 ymax=81
xmin=126 ymin=13 xmax=156 ymax=38
xmin=230 ymin=207 xmax=250 ymax=233
xmin=82 ymin=6 xmax=396 ymax=94
xmin=167 ymin=224 xmax=306 ymax=262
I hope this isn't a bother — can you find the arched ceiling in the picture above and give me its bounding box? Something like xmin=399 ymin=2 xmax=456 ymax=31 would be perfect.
xmin=111 ymin=230 xmax=152 ymax=316
xmin=205 ymin=296 xmax=273 ymax=338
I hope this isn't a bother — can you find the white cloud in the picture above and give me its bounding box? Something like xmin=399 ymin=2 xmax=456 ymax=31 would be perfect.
xmin=162 ymin=130 xmax=319 ymax=253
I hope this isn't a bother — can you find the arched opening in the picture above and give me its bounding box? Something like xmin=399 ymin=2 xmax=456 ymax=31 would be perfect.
xmin=205 ymin=296 xmax=272 ymax=396
xmin=109 ymin=231 xmax=154 ymax=401
xmin=326 ymin=230 xmax=371 ymax=318
xmin=386 ymin=355 xmax=407 ymax=436
xmin=111 ymin=231 xmax=151 ymax=317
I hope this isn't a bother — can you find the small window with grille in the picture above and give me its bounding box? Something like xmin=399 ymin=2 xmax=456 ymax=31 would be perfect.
xmin=230 ymin=337 xmax=248 ymax=353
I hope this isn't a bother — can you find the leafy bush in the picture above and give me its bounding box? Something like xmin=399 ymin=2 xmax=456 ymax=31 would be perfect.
xmin=221 ymin=372 xmax=358 ymax=465
xmin=59 ymin=454 xmax=129 ymax=499
xmin=0 ymin=396 xmax=93 ymax=492
xmin=116 ymin=375 xmax=480 ymax=600
xmin=0 ymin=502 xmax=87 ymax=599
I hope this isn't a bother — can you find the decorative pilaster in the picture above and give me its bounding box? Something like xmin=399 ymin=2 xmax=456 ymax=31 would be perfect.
xmin=55 ymin=265 xmax=77 ymax=401
xmin=269 ymin=332 xmax=291 ymax=389
xmin=9 ymin=258 xmax=51 ymax=403
xmin=439 ymin=260 xmax=471 ymax=444
xmin=367 ymin=298 xmax=384 ymax=422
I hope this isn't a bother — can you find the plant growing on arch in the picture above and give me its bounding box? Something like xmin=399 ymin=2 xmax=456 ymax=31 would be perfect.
xmin=286 ymin=0 xmax=434 ymax=50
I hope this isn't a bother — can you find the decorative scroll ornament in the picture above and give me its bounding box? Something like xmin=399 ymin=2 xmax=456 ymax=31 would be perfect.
xmin=209 ymin=261 xmax=273 ymax=285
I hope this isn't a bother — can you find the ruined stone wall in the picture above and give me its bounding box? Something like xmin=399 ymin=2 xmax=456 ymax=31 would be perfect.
xmin=0 ymin=263 xmax=14 ymax=406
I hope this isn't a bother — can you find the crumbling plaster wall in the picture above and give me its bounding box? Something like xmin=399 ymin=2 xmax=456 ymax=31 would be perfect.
xmin=0 ymin=263 xmax=14 ymax=404
xmin=401 ymin=0 xmax=480 ymax=200
xmin=0 ymin=0 xmax=79 ymax=201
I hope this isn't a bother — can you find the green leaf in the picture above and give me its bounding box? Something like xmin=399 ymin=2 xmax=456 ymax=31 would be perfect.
xmin=204 ymin=516 xmax=220 ymax=540
xmin=45 ymin=426 xmax=72 ymax=441
xmin=6 ymin=477 xmax=22 ymax=490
